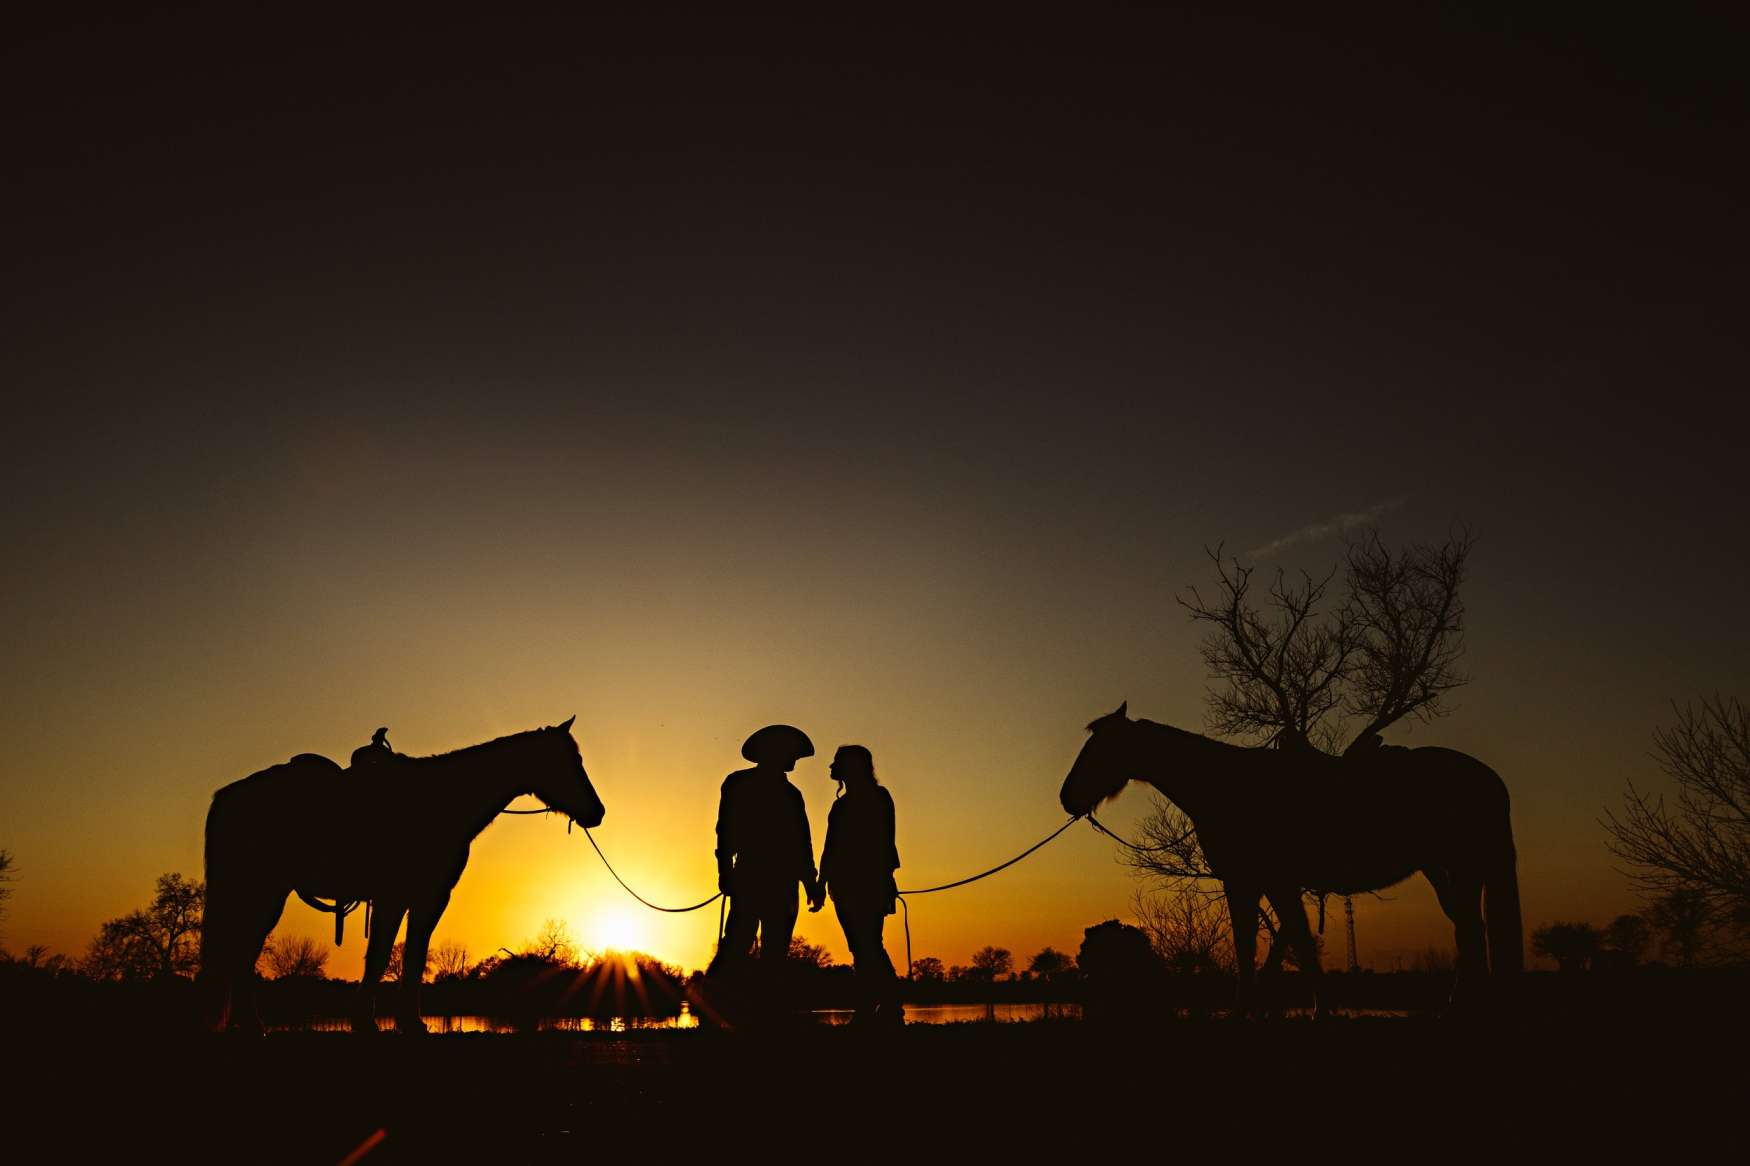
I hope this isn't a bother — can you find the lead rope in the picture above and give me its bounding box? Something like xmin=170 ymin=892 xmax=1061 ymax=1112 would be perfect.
xmin=1089 ymin=811 xmax=1336 ymax=936
xmin=571 ymin=812 xmax=1086 ymax=979
xmin=892 ymin=814 xmax=1084 ymax=979
xmin=581 ymin=827 xmax=723 ymax=914
xmin=503 ymin=806 xmax=1089 ymax=974
xmin=1085 ymin=811 xmax=1192 ymax=853
xmin=500 ymin=807 xmax=727 ymax=946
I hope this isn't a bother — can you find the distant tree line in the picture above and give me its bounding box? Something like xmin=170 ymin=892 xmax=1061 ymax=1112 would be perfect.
xmin=1530 ymin=898 xmax=1720 ymax=973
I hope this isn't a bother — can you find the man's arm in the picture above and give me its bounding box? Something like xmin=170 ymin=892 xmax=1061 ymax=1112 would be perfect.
xmin=812 ymin=802 xmax=836 ymax=911
xmin=792 ymin=786 xmax=820 ymax=902
xmin=884 ymin=788 xmax=900 ymax=873
xmin=715 ymin=779 xmax=736 ymax=895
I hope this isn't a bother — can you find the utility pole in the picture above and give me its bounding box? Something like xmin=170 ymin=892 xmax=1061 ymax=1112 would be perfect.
xmin=1344 ymin=894 xmax=1359 ymax=971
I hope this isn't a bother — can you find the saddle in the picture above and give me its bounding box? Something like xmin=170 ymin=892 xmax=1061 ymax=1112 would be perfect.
xmin=295 ymin=727 xmax=402 ymax=944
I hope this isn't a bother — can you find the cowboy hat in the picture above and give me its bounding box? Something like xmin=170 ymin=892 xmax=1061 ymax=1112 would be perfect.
xmin=741 ymin=724 xmax=815 ymax=765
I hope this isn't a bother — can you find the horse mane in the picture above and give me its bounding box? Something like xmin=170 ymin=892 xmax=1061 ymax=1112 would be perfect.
xmin=1108 ymin=715 xmax=1221 ymax=746
xmin=403 ymin=725 xmax=558 ymax=765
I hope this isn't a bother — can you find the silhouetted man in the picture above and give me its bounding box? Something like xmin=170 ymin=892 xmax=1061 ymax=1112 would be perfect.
xmin=706 ymin=724 xmax=819 ymax=996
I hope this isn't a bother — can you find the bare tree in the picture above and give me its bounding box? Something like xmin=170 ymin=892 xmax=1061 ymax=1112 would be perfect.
xmin=1122 ymin=797 xmax=1212 ymax=882
xmin=1121 ymin=792 xmax=1287 ymax=968
xmin=1133 ymin=886 xmax=1233 ymax=975
xmin=430 ymin=940 xmax=471 ymax=980
xmin=382 ymin=941 xmax=422 ymax=982
xmin=785 ymin=936 xmax=832 ymax=968
xmin=0 ymin=849 xmax=14 ymax=931
xmin=1178 ymin=529 xmax=1472 ymax=753
xmin=83 ymin=873 xmax=204 ymax=981
xmin=1179 ymin=552 xmax=1358 ymax=751
xmin=261 ymin=934 xmax=329 ymax=979
xmin=521 ymin=918 xmax=578 ymax=966
xmin=1339 ymin=530 xmax=1472 ymax=752
xmin=1646 ymin=888 xmax=1715 ymax=969
xmin=1602 ymin=696 xmax=1750 ymax=938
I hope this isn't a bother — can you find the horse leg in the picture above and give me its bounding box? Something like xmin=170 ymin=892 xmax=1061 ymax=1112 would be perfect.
xmin=395 ymin=891 xmax=450 ymax=1035
xmin=1260 ymin=929 xmax=1288 ymax=977
xmin=1266 ymin=888 xmax=1325 ymax=1019
xmin=196 ymin=884 xmax=243 ymax=1032
xmin=1224 ymin=884 xmax=1260 ymax=1019
xmin=1255 ymin=914 xmax=1288 ymax=1020
xmin=232 ymin=889 xmax=287 ymax=1033
xmin=201 ymin=883 xmax=283 ymax=1033
xmin=353 ymin=901 xmax=406 ymax=1034
xmin=1425 ymin=867 xmax=1485 ymax=1013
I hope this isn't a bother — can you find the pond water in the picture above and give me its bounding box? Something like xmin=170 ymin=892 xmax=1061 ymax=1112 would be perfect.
xmin=298 ymin=1007 xmax=701 ymax=1034
xmin=284 ymin=1000 xmax=1085 ymax=1032
xmin=814 ymin=1002 xmax=1082 ymax=1025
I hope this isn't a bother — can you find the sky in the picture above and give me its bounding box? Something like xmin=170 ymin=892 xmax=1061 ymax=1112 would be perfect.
xmin=2 ymin=9 xmax=1745 ymax=975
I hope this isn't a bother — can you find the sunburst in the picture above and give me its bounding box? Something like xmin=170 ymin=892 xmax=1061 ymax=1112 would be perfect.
xmin=592 ymin=905 xmax=647 ymax=954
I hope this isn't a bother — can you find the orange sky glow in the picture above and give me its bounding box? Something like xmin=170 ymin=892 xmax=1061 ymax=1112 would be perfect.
xmin=4 ymin=14 xmax=1743 ymax=983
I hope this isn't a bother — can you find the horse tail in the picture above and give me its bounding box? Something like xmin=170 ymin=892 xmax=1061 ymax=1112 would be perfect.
xmin=198 ymin=786 xmax=240 ymax=1031
xmin=1482 ymin=824 xmax=1523 ymax=977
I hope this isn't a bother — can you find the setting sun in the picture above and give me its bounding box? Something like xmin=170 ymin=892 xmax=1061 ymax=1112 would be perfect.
xmin=589 ymin=906 xmax=649 ymax=955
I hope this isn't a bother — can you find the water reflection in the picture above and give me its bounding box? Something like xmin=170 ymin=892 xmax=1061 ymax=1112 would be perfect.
xmin=276 ymin=1001 xmax=1417 ymax=1032
xmin=279 ymin=1000 xmax=1090 ymax=1032
xmin=814 ymin=1003 xmax=1083 ymax=1025
xmin=297 ymin=1001 xmax=703 ymax=1033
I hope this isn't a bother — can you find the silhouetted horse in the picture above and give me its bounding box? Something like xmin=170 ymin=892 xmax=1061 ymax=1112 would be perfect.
xmin=199 ymin=718 xmax=605 ymax=1033
xmin=1060 ymin=703 xmax=1521 ymax=1015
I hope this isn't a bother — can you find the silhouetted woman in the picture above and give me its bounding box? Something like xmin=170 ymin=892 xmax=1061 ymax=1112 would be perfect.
xmin=812 ymin=744 xmax=902 ymax=1026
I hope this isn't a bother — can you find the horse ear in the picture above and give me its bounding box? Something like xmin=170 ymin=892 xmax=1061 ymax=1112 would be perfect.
xmin=557 ymin=715 xmax=576 ymax=732
xmin=1115 ymin=701 xmax=1128 ymax=720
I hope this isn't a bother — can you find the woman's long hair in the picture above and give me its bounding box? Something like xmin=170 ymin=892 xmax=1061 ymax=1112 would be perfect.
xmin=832 ymin=744 xmax=877 ymax=799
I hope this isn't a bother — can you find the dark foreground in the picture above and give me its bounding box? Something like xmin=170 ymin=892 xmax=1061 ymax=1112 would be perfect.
xmin=14 ymin=1013 xmax=1740 ymax=1163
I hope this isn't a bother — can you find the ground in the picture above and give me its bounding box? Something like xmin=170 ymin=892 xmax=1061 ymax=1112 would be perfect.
xmin=13 ymin=1014 xmax=1736 ymax=1162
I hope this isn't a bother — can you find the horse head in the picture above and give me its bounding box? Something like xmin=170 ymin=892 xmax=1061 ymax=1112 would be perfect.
xmin=1060 ymin=701 xmax=1137 ymax=816
xmin=530 ymin=715 xmax=606 ymax=828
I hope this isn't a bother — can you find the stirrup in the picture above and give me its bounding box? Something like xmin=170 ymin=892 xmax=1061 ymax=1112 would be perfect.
xmin=295 ymin=892 xmax=370 ymax=944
